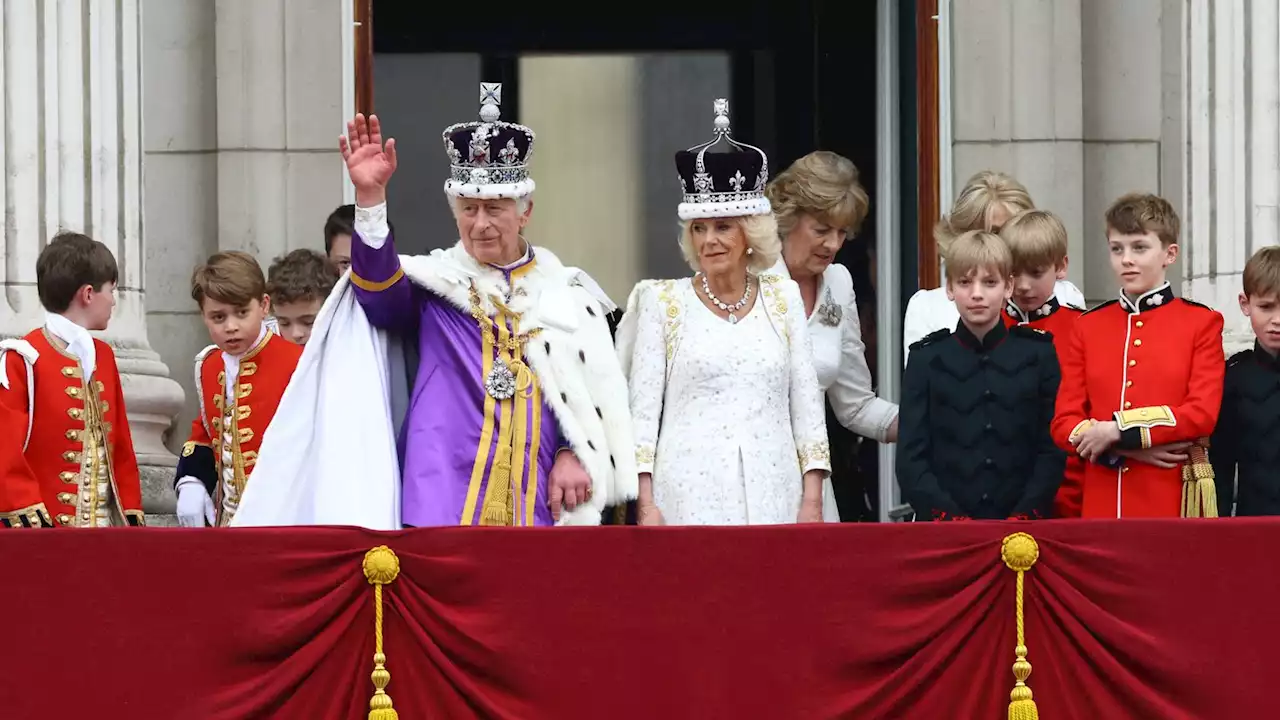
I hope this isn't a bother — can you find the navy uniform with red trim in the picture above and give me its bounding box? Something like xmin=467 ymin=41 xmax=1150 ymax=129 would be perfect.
xmin=897 ymin=321 xmax=1065 ymax=520
xmin=0 ymin=329 xmax=145 ymax=528
xmin=1210 ymin=346 xmax=1280 ymax=516
xmin=1051 ymin=283 xmax=1224 ymax=518
xmin=1003 ymin=295 xmax=1086 ymax=518
xmin=173 ymin=331 xmax=302 ymax=526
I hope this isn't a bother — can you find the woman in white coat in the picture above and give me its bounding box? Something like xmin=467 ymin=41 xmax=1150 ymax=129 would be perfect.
xmin=902 ymin=171 xmax=1085 ymax=362
xmin=616 ymin=100 xmax=830 ymax=526
xmin=765 ymin=151 xmax=899 ymax=521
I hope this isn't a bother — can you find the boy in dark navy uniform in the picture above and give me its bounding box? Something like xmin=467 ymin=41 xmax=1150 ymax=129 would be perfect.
xmin=1212 ymin=246 xmax=1280 ymax=516
xmin=897 ymin=230 xmax=1065 ymax=520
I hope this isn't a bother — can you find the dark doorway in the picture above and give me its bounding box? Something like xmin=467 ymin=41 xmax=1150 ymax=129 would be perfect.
xmin=370 ymin=0 xmax=906 ymax=521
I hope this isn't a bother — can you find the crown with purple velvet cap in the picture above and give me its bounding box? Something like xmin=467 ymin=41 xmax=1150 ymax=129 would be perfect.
xmin=442 ymin=83 xmax=536 ymax=200
xmin=674 ymin=98 xmax=772 ymax=220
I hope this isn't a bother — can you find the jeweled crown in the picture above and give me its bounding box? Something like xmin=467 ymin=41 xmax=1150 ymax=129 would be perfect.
xmin=674 ymin=98 xmax=771 ymax=220
xmin=442 ymin=83 xmax=536 ymax=199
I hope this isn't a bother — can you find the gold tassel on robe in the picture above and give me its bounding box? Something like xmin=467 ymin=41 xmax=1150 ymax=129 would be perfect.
xmin=1001 ymin=533 xmax=1040 ymax=720
xmin=1180 ymin=440 xmax=1218 ymax=518
xmin=363 ymin=546 xmax=401 ymax=720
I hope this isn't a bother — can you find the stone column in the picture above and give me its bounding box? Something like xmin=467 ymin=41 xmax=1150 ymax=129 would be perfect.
xmin=1183 ymin=0 xmax=1280 ymax=355
xmin=950 ymin=0 xmax=1087 ymax=287
xmin=2 ymin=0 xmax=185 ymax=522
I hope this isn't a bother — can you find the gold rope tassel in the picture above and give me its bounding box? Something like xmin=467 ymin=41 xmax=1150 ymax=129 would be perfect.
xmin=1180 ymin=441 xmax=1218 ymax=518
xmin=363 ymin=546 xmax=401 ymax=720
xmin=1001 ymin=533 xmax=1041 ymax=720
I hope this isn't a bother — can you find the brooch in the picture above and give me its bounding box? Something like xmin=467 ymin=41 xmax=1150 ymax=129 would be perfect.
xmin=816 ymin=289 xmax=842 ymax=327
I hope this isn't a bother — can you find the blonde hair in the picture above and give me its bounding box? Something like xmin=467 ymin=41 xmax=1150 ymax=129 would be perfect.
xmin=1243 ymin=246 xmax=1280 ymax=299
xmin=1000 ymin=209 xmax=1069 ymax=272
xmin=936 ymin=170 xmax=1034 ymax=257
xmin=191 ymin=251 xmax=267 ymax=308
xmin=678 ymin=214 xmax=780 ymax=274
xmin=766 ymin=151 xmax=870 ymax=239
xmin=944 ymin=231 xmax=1012 ymax=284
xmin=1104 ymin=192 xmax=1180 ymax=247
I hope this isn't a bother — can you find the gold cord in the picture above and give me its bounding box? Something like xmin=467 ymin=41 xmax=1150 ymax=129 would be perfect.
xmin=364 ymin=546 xmax=401 ymax=720
xmin=1002 ymin=533 xmax=1040 ymax=720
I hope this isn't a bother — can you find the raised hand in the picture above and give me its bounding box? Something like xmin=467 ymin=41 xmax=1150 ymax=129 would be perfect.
xmin=338 ymin=113 xmax=398 ymax=207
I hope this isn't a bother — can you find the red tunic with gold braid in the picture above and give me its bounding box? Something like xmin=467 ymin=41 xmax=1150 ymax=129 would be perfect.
xmin=0 ymin=328 xmax=144 ymax=528
xmin=176 ymin=332 xmax=301 ymax=526
xmin=1051 ymin=284 xmax=1224 ymax=518
xmin=1003 ymin=295 xmax=1086 ymax=518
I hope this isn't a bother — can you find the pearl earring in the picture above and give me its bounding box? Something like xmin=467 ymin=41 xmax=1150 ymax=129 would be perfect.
xmin=747 ymin=248 xmax=754 ymax=255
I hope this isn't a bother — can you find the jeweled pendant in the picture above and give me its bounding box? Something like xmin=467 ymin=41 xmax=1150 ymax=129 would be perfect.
xmin=484 ymin=361 xmax=517 ymax=400
xmin=728 ymin=313 xmax=738 ymax=324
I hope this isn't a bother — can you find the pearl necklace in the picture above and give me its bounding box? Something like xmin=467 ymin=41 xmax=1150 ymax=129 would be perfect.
xmin=700 ymin=273 xmax=753 ymax=324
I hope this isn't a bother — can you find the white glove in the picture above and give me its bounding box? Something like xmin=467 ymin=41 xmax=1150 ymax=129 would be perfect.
xmin=176 ymin=477 xmax=216 ymax=528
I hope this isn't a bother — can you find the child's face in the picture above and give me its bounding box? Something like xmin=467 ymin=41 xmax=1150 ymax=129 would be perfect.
xmin=328 ymin=233 xmax=352 ymax=274
xmin=1240 ymin=292 xmax=1280 ymax=354
xmin=1108 ymin=229 xmax=1176 ymax=296
xmin=1011 ymin=261 xmax=1067 ymax=314
xmin=200 ymin=296 xmax=269 ymax=356
xmin=273 ymin=298 xmax=324 ymax=346
xmin=78 ymin=281 xmax=117 ymax=331
xmin=946 ymin=266 xmax=1012 ymax=330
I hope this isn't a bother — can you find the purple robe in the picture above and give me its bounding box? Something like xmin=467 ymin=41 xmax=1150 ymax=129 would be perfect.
xmin=351 ymin=233 xmax=563 ymax=527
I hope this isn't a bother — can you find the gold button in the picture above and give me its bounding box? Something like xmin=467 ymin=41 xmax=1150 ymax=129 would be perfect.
xmin=65 ymin=386 xmax=81 ymax=399
xmin=67 ymin=408 xmax=83 ymax=420
xmin=1133 ymin=339 xmax=1142 ymax=347
xmin=60 ymin=366 xmax=75 ymax=377
xmin=1122 ymin=466 xmax=1130 ymax=474
xmin=1126 ymin=380 xmax=1133 ymax=387
xmin=1139 ymin=409 xmax=1149 ymax=417
xmin=59 ymin=471 xmax=77 ymax=482
xmin=1124 ymin=401 xmax=1132 ymax=409
xmin=65 ymin=429 xmax=81 ymax=441
xmin=1136 ymin=321 xmax=1144 ymax=328
xmin=56 ymin=514 xmax=71 ymax=525
xmin=1129 ymin=360 xmax=1137 ymax=367
xmin=57 ymin=492 xmax=74 ymax=504
xmin=62 ymin=451 xmax=80 ymax=463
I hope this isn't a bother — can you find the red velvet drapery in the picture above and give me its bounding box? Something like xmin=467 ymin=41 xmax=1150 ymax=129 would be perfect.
xmin=0 ymin=520 xmax=1271 ymax=718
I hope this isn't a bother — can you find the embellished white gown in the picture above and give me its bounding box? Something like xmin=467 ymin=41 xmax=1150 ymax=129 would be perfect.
xmin=619 ymin=275 xmax=831 ymax=525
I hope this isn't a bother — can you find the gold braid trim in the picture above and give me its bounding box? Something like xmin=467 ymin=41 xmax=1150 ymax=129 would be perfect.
xmin=1001 ymin=533 xmax=1040 ymax=719
xmin=1180 ymin=439 xmax=1218 ymax=518
xmin=1113 ymin=405 xmax=1176 ymax=430
xmin=350 ymin=267 xmax=405 ymax=293
xmin=0 ymin=503 xmax=52 ymax=528
xmin=363 ymin=546 xmax=400 ymax=720
xmin=1067 ymin=419 xmax=1095 ymax=444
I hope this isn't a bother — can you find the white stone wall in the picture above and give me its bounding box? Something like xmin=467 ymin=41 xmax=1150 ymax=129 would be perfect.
xmin=949 ymin=0 xmax=1280 ymax=356
xmin=142 ymin=0 xmax=347 ymax=448
xmin=2 ymin=0 xmax=185 ymax=519
xmin=949 ymin=0 xmax=1185 ymax=304
xmin=1183 ymin=0 xmax=1280 ymax=354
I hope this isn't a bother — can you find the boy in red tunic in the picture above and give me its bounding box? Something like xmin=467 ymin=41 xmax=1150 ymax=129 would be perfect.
xmin=173 ymin=251 xmax=302 ymax=527
xmin=1000 ymin=210 xmax=1086 ymax=517
xmin=1051 ymin=193 xmax=1224 ymax=518
xmin=0 ymin=232 xmax=145 ymax=527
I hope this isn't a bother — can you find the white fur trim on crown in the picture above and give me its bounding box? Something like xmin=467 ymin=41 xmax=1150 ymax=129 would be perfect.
xmin=444 ymin=178 xmax=536 ymax=200
xmin=677 ymin=196 xmax=772 ymax=220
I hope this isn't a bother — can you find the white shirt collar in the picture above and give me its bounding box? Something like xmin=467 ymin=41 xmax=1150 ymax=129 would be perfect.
xmin=44 ymin=313 xmax=96 ymax=379
xmin=222 ymin=324 xmax=269 ymax=399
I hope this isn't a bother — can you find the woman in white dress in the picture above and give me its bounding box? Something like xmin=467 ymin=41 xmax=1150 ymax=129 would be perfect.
xmin=902 ymin=170 xmax=1085 ymax=361
xmin=616 ymin=99 xmax=831 ymax=526
xmin=765 ymin=151 xmax=898 ymax=522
